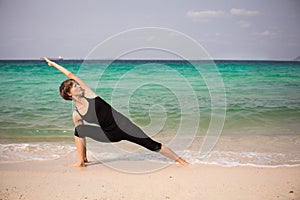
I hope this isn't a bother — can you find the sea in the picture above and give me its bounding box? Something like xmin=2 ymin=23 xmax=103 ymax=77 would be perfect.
xmin=0 ymin=59 xmax=299 ymax=168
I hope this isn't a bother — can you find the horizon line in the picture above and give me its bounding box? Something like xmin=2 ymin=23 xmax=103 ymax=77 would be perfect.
xmin=0 ymin=58 xmax=299 ymax=62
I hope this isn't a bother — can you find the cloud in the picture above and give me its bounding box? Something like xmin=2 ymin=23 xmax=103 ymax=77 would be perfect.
xmin=237 ymin=20 xmax=251 ymax=28
xmin=230 ymin=8 xmax=260 ymax=16
xmin=186 ymin=8 xmax=260 ymax=22
xmin=186 ymin=8 xmax=260 ymax=25
xmin=186 ymin=10 xmax=225 ymax=21
xmin=254 ymin=30 xmax=277 ymax=38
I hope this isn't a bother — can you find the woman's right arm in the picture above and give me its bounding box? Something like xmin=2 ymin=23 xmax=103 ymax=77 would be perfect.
xmin=73 ymin=111 xmax=83 ymax=126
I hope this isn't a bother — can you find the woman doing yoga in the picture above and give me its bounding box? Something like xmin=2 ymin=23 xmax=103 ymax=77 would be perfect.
xmin=44 ymin=58 xmax=189 ymax=167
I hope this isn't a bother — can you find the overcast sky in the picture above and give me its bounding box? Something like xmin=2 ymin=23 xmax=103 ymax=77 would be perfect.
xmin=0 ymin=0 xmax=299 ymax=60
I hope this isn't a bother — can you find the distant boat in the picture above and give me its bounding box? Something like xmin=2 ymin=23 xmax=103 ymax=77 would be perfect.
xmin=40 ymin=56 xmax=63 ymax=61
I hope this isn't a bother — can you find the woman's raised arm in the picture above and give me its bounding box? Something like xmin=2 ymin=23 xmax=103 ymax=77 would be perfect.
xmin=44 ymin=57 xmax=73 ymax=77
xmin=44 ymin=57 xmax=96 ymax=97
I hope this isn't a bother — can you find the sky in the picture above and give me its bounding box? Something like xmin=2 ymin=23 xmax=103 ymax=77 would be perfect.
xmin=0 ymin=0 xmax=299 ymax=60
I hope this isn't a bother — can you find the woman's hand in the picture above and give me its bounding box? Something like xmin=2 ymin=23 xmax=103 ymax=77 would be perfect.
xmin=44 ymin=57 xmax=55 ymax=67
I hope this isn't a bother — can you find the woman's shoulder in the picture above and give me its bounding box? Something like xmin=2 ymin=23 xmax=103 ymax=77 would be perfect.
xmin=84 ymin=93 xmax=98 ymax=99
xmin=82 ymin=86 xmax=97 ymax=99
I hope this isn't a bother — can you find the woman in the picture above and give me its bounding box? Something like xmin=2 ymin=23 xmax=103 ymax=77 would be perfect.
xmin=44 ymin=58 xmax=189 ymax=167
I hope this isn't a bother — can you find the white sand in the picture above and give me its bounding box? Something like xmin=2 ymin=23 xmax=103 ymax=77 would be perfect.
xmin=0 ymin=152 xmax=299 ymax=200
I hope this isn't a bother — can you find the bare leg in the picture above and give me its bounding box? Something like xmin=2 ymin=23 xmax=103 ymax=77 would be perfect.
xmin=73 ymin=136 xmax=86 ymax=167
xmin=159 ymin=144 xmax=190 ymax=166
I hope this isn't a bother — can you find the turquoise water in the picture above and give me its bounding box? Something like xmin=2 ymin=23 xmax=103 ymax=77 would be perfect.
xmin=0 ymin=60 xmax=299 ymax=166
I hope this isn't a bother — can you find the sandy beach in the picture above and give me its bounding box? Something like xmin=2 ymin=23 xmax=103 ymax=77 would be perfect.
xmin=1 ymin=0 xmax=300 ymax=199
xmin=0 ymin=152 xmax=299 ymax=200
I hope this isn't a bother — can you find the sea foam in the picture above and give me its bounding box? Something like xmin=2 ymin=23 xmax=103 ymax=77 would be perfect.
xmin=0 ymin=143 xmax=75 ymax=163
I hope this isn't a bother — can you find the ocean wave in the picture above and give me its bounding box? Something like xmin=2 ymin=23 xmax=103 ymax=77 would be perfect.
xmin=1 ymin=142 xmax=299 ymax=168
xmin=84 ymin=142 xmax=300 ymax=168
xmin=0 ymin=143 xmax=75 ymax=163
xmin=181 ymin=150 xmax=300 ymax=167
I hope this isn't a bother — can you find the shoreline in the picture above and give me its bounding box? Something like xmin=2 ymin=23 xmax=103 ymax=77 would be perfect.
xmin=0 ymin=153 xmax=299 ymax=200
xmin=1 ymin=134 xmax=299 ymax=168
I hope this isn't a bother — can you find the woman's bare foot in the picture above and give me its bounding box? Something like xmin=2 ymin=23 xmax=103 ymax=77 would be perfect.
xmin=71 ymin=161 xmax=86 ymax=167
xmin=176 ymin=157 xmax=190 ymax=166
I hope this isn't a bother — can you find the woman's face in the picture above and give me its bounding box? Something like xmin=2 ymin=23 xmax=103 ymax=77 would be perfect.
xmin=69 ymin=82 xmax=84 ymax=98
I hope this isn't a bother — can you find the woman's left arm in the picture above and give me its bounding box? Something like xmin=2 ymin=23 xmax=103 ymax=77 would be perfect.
xmin=44 ymin=57 xmax=97 ymax=98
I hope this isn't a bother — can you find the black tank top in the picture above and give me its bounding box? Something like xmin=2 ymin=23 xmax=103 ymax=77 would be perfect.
xmin=75 ymin=96 xmax=116 ymax=130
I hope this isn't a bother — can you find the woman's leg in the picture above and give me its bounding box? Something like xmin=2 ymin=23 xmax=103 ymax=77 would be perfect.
xmin=159 ymin=144 xmax=190 ymax=166
xmin=122 ymin=131 xmax=189 ymax=166
xmin=73 ymin=136 xmax=86 ymax=167
xmin=99 ymin=112 xmax=190 ymax=166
